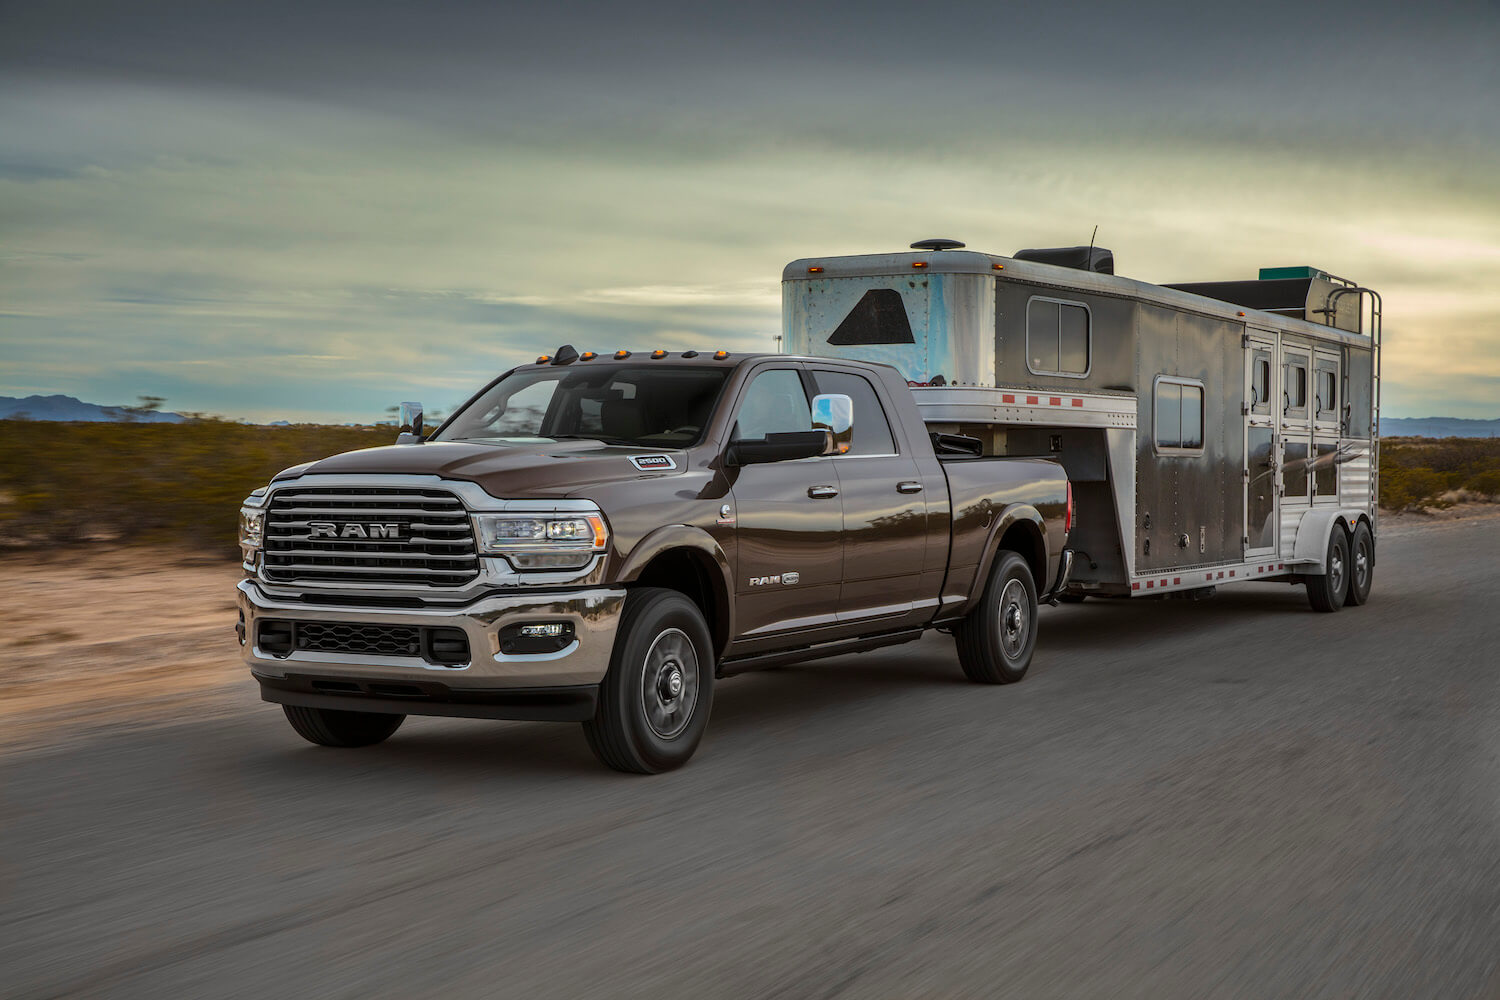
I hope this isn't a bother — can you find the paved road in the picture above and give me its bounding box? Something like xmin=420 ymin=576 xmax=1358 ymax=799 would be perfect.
xmin=5 ymin=517 xmax=1499 ymax=999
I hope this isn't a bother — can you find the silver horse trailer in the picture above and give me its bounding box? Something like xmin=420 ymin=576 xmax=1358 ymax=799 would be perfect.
xmin=783 ymin=240 xmax=1381 ymax=611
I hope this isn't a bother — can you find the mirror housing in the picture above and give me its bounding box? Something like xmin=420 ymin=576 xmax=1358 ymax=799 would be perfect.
xmin=727 ymin=430 xmax=831 ymax=467
xmin=395 ymin=401 xmax=425 ymax=444
xmin=811 ymin=393 xmax=853 ymax=455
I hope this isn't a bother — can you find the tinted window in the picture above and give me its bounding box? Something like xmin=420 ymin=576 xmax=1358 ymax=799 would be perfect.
xmin=1287 ymin=364 xmax=1307 ymax=409
xmin=1027 ymin=298 xmax=1090 ymax=375
xmin=1155 ymin=378 xmax=1204 ymax=452
xmin=734 ymin=369 xmax=811 ymax=441
xmin=1317 ymin=369 xmax=1337 ymax=415
xmin=1251 ymin=355 xmax=1271 ymax=410
xmin=811 ymin=370 xmax=896 ymax=456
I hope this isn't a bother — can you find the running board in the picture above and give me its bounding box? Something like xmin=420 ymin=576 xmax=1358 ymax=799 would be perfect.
xmin=716 ymin=628 xmax=924 ymax=678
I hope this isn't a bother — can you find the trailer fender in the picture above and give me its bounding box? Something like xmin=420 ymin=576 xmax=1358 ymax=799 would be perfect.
xmin=1291 ymin=509 xmax=1368 ymax=573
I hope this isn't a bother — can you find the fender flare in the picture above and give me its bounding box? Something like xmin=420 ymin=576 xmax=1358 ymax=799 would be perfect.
xmin=1291 ymin=508 xmax=1369 ymax=573
xmin=615 ymin=524 xmax=735 ymax=652
xmin=960 ymin=503 xmax=1050 ymax=615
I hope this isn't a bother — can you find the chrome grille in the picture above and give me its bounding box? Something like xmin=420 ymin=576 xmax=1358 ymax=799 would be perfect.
xmin=262 ymin=486 xmax=479 ymax=588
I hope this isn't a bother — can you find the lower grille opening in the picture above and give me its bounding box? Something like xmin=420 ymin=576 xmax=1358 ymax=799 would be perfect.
xmin=257 ymin=619 xmax=471 ymax=666
xmin=368 ymin=683 xmax=425 ymax=698
xmin=311 ymin=680 xmax=361 ymax=693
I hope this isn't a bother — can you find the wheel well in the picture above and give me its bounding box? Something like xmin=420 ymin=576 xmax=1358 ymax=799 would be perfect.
xmin=631 ymin=549 xmax=729 ymax=655
xmin=997 ymin=520 xmax=1046 ymax=588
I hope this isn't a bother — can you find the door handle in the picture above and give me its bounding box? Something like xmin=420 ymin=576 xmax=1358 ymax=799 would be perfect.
xmin=807 ymin=485 xmax=839 ymax=499
xmin=897 ymin=481 xmax=924 ymax=494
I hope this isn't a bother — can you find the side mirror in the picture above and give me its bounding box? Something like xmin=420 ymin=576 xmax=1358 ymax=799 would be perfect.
xmin=811 ymin=393 xmax=853 ymax=455
xmin=727 ymin=430 xmax=831 ymax=467
xmin=396 ymin=401 xmax=425 ymax=444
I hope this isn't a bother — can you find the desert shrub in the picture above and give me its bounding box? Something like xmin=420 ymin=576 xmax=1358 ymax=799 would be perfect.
xmin=0 ymin=420 xmax=392 ymax=553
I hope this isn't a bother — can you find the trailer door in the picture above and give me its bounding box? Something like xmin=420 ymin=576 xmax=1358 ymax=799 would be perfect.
xmin=1244 ymin=331 xmax=1279 ymax=557
xmin=1280 ymin=345 xmax=1314 ymax=535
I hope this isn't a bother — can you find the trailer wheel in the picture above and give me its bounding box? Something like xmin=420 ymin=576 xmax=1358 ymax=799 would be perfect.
xmin=1306 ymin=527 xmax=1350 ymax=613
xmin=1346 ymin=521 xmax=1374 ymax=606
xmin=954 ymin=551 xmax=1038 ymax=684
xmin=282 ymin=705 xmax=404 ymax=747
xmin=583 ymin=588 xmax=714 ymax=774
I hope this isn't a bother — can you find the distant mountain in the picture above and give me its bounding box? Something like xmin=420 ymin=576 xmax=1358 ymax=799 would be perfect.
xmin=1382 ymin=417 xmax=1500 ymax=438
xmin=0 ymin=394 xmax=189 ymax=423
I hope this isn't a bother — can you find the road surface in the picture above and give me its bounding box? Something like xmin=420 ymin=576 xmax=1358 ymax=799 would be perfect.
xmin=4 ymin=515 xmax=1499 ymax=998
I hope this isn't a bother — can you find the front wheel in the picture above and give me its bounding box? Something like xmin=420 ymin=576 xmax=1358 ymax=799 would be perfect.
xmin=583 ymin=588 xmax=715 ymax=773
xmin=954 ymin=551 xmax=1038 ymax=684
xmin=1306 ymin=527 xmax=1350 ymax=613
xmin=282 ymin=705 xmax=404 ymax=747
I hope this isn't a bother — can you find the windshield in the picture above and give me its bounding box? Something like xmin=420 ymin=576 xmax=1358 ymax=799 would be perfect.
xmin=437 ymin=364 xmax=731 ymax=448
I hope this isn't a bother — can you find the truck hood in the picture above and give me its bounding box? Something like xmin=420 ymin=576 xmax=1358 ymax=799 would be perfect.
xmin=281 ymin=440 xmax=687 ymax=500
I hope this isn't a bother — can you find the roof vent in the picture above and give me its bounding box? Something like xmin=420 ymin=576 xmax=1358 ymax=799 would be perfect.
xmin=1012 ymin=246 xmax=1114 ymax=274
xmin=910 ymin=238 xmax=966 ymax=251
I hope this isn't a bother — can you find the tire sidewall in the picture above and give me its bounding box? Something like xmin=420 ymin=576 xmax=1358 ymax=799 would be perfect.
xmin=1347 ymin=522 xmax=1374 ymax=605
xmin=1325 ymin=528 xmax=1351 ymax=610
xmin=607 ymin=592 xmax=714 ymax=771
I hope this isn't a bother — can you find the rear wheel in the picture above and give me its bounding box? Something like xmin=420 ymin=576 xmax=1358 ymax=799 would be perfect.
xmin=282 ymin=705 xmax=404 ymax=747
xmin=1306 ymin=527 xmax=1350 ymax=613
xmin=583 ymin=588 xmax=714 ymax=773
xmin=954 ymin=551 xmax=1038 ymax=684
xmin=1346 ymin=521 xmax=1374 ymax=606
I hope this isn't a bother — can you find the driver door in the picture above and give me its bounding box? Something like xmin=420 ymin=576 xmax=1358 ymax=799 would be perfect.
xmin=725 ymin=365 xmax=843 ymax=641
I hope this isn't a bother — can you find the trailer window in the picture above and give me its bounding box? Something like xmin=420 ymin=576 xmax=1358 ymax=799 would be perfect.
xmin=1316 ymin=367 xmax=1337 ymax=416
xmin=1287 ymin=363 xmax=1307 ymax=410
xmin=1251 ymin=355 xmax=1271 ymax=412
xmin=1154 ymin=376 xmax=1204 ymax=453
xmin=1026 ymin=297 xmax=1090 ymax=377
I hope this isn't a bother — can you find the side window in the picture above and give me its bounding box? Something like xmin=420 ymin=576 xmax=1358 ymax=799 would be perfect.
xmin=1026 ymin=298 xmax=1090 ymax=376
xmin=1154 ymin=377 xmax=1204 ymax=453
xmin=1315 ymin=362 xmax=1338 ymax=418
xmin=732 ymin=369 xmax=811 ymax=441
xmin=1286 ymin=363 xmax=1308 ymax=411
xmin=810 ymin=370 xmax=896 ymax=456
xmin=1250 ymin=353 xmax=1271 ymax=414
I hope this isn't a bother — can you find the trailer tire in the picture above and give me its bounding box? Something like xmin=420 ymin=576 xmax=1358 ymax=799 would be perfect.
xmin=1346 ymin=521 xmax=1374 ymax=606
xmin=1306 ymin=527 xmax=1350 ymax=613
xmin=282 ymin=705 xmax=404 ymax=747
xmin=583 ymin=588 xmax=714 ymax=774
xmin=954 ymin=551 xmax=1038 ymax=684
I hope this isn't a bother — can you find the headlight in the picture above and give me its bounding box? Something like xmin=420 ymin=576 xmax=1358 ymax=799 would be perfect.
xmin=474 ymin=513 xmax=608 ymax=570
xmin=238 ymin=508 xmax=265 ymax=548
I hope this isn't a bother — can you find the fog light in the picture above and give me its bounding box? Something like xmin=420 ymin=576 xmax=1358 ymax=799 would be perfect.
xmin=499 ymin=621 xmax=576 ymax=654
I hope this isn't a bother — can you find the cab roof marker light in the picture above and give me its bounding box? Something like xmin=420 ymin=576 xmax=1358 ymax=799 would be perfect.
xmin=713 ymin=350 xmax=730 ymax=360
xmin=535 ymin=355 xmax=551 ymax=364
xmin=651 ymin=349 xmax=667 ymax=358
xmin=580 ymin=351 xmax=597 ymax=360
xmin=615 ymin=350 xmax=631 ymax=359
xmin=681 ymin=350 xmax=699 ymax=358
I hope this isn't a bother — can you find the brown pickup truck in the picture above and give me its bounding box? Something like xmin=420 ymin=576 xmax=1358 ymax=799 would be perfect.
xmin=237 ymin=349 xmax=1073 ymax=771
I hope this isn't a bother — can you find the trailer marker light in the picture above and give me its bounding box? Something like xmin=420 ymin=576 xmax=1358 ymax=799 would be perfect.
xmin=912 ymin=261 xmax=928 ymax=268
xmin=651 ymin=349 xmax=667 ymax=358
xmin=808 ymin=266 xmax=824 ymax=273
xmin=992 ymin=263 xmax=1005 ymax=270
xmin=615 ymin=350 xmax=631 ymax=359
xmin=1071 ymin=398 xmax=1083 ymax=407
xmin=1002 ymin=394 xmax=1015 ymax=404
xmin=1237 ymin=311 xmax=1246 ymax=317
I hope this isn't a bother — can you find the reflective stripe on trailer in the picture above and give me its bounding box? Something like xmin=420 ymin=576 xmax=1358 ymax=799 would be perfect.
xmin=1129 ymin=562 xmax=1296 ymax=595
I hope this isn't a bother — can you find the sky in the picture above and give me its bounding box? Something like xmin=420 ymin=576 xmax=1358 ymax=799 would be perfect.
xmin=2 ymin=0 xmax=1497 ymax=422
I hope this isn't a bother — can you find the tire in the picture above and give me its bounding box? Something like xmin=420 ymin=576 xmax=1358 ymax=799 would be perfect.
xmin=583 ymin=588 xmax=714 ymax=774
xmin=282 ymin=705 xmax=404 ymax=747
xmin=1346 ymin=521 xmax=1374 ymax=606
xmin=954 ymin=551 xmax=1039 ymax=684
xmin=1306 ymin=526 xmax=1350 ymax=613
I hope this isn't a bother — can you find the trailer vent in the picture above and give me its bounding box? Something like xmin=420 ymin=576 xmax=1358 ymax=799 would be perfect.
xmin=827 ymin=288 xmax=916 ymax=346
xmin=1012 ymin=246 xmax=1114 ymax=275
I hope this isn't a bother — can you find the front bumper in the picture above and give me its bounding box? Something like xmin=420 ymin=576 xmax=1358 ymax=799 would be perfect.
xmin=237 ymin=580 xmax=625 ymax=721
